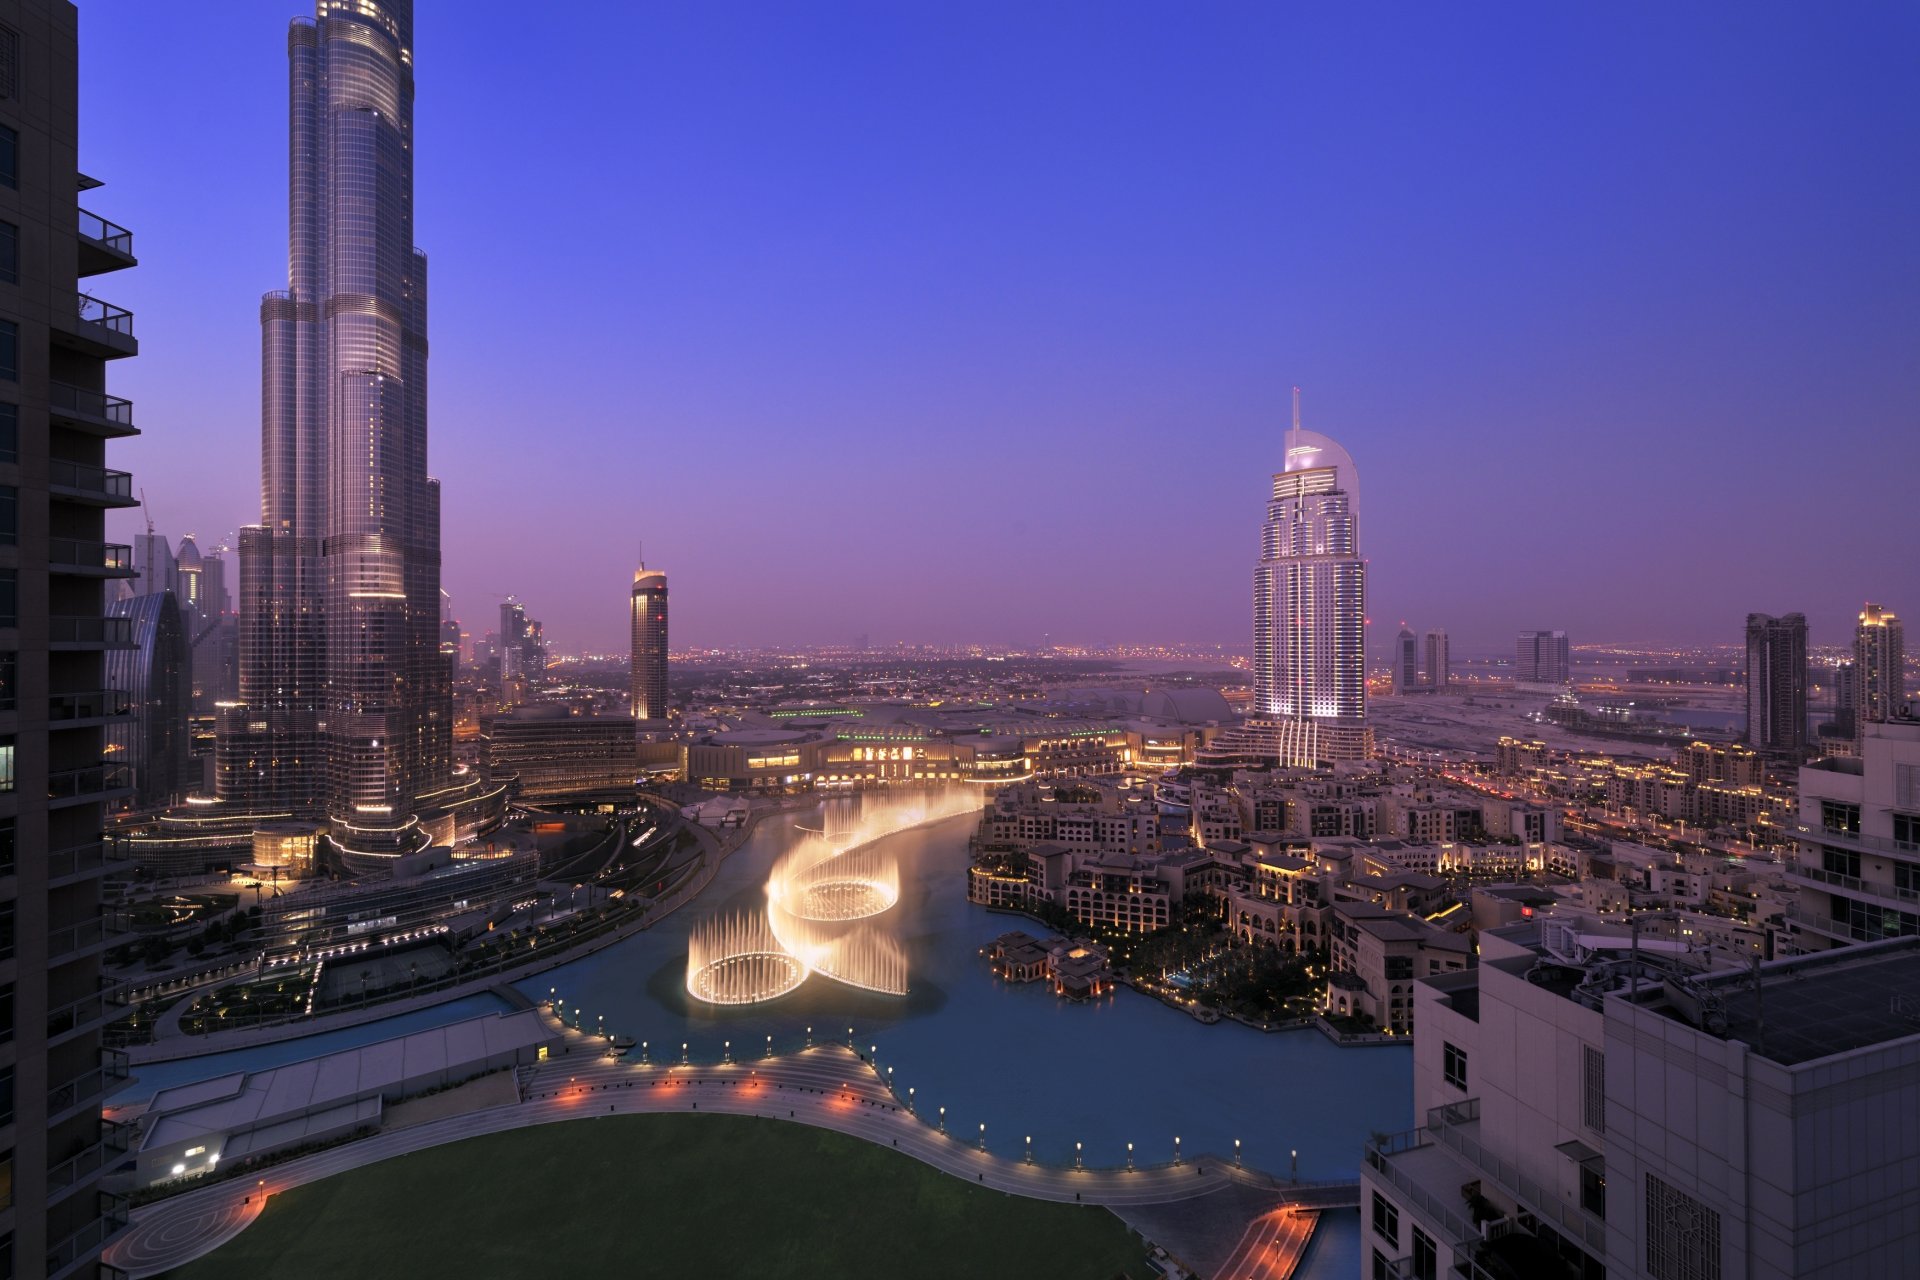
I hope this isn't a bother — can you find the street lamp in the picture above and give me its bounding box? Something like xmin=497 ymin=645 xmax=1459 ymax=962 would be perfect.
xmin=1126 ymin=1142 xmax=1134 ymax=1171
xmin=907 ymin=1087 xmax=915 ymax=1113
xmin=847 ymin=1026 xmax=854 ymax=1048
xmin=681 ymin=1042 xmax=689 ymax=1065
xmin=1025 ymin=1135 xmax=1032 ymax=1164
xmin=1075 ymin=1141 xmax=1083 ymax=1169
xmin=641 ymin=1040 xmax=649 ymax=1065
xmin=723 ymin=1039 xmax=731 ymax=1064
xmin=765 ymin=1034 xmax=773 ymax=1059
xmin=978 ymin=1122 xmax=986 ymax=1152
xmin=938 ymin=1105 xmax=946 ymax=1133
xmin=1174 ymin=1136 xmax=1181 ymax=1165
xmin=806 ymin=1025 xmax=813 ymax=1048
xmin=1234 ymin=1138 xmax=1242 ymax=1168
xmin=1291 ymin=1149 xmax=1298 ymax=1182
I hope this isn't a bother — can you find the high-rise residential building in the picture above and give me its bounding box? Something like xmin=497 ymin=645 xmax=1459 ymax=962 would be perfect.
xmin=1422 ymin=629 xmax=1449 ymax=691
xmin=106 ymin=592 xmax=191 ymax=809
xmin=7 ymin=0 xmax=142 ymax=1267
xmin=1853 ymin=603 xmax=1905 ymax=740
xmin=1514 ymin=630 xmax=1570 ymax=685
xmin=1788 ymin=713 xmax=1920 ymax=954
xmin=1831 ymin=659 xmax=1857 ymax=740
xmin=1249 ymin=401 xmax=1369 ymax=763
xmin=172 ymin=532 xmax=203 ymax=621
xmin=1744 ymin=611 xmax=1808 ymax=761
xmin=131 ymin=527 xmax=172 ymax=597
xmin=1392 ymin=626 xmax=1419 ymax=696
xmin=631 ymin=559 xmax=669 ymax=722
xmin=226 ymin=0 xmax=451 ymax=856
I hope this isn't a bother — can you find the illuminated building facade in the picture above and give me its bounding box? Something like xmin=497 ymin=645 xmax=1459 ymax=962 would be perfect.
xmin=227 ymin=0 xmax=451 ymax=859
xmin=1742 ymin=611 xmax=1808 ymax=762
xmin=105 ymin=591 xmax=191 ymax=808
xmin=630 ymin=560 xmax=668 ymax=721
xmin=1250 ymin=413 xmax=1370 ymax=763
xmin=1515 ymin=630 xmax=1570 ymax=685
xmin=1853 ymin=603 xmax=1905 ymax=743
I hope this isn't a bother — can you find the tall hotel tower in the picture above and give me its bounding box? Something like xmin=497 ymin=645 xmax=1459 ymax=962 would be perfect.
xmin=631 ymin=558 xmax=669 ymax=722
xmin=1249 ymin=396 xmax=1371 ymax=764
xmin=229 ymin=0 xmax=451 ymax=858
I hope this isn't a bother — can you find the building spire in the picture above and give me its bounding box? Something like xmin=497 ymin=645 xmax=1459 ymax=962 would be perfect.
xmin=1290 ymin=385 xmax=1301 ymax=452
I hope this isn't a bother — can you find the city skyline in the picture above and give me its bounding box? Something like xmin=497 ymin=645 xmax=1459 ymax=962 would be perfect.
xmin=82 ymin=3 xmax=1920 ymax=652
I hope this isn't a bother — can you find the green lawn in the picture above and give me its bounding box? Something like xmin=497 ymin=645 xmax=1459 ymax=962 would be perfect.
xmin=168 ymin=1113 xmax=1155 ymax=1280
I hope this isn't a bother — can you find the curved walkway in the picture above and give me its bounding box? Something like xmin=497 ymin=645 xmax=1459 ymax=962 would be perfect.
xmin=108 ymin=1041 xmax=1286 ymax=1277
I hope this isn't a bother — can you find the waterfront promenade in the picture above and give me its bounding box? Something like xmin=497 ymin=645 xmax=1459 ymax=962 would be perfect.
xmin=106 ymin=1036 xmax=1347 ymax=1277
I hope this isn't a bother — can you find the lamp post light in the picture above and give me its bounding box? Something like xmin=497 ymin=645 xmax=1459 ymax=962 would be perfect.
xmin=597 ymin=1014 xmax=605 ymax=1038
xmin=641 ymin=1040 xmax=649 ymax=1065
xmin=978 ymin=1122 xmax=986 ymax=1152
xmin=1075 ymin=1141 xmax=1083 ymax=1170
xmin=847 ymin=1026 xmax=854 ymax=1049
xmin=1126 ymin=1142 xmax=1134 ymax=1171
xmin=1174 ymin=1136 xmax=1181 ymax=1166
xmin=938 ymin=1105 xmax=946 ymax=1134
xmin=1025 ymin=1135 xmax=1032 ymax=1165
xmin=723 ymin=1039 xmax=731 ymax=1064
xmin=1291 ymin=1149 xmax=1298 ymax=1182
xmin=908 ymin=1087 xmax=915 ymax=1114
xmin=765 ymin=1034 xmax=773 ymax=1060
xmin=806 ymin=1025 xmax=813 ymax=1048
xmin=1234 ymin=1138 xmax=1242 ymax=1168
xmin=681 ymin=1042 xmax=689 ymax=1066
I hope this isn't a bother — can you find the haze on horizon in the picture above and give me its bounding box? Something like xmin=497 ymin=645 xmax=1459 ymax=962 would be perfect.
xmin=86 ymin=2 xmax=1917 ymax=655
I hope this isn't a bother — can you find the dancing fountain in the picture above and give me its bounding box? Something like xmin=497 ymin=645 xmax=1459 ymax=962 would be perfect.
xmin=685 ymin=787 xmax=979 ymax=1005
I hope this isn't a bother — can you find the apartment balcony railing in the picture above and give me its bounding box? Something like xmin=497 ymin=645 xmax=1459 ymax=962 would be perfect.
xmin=1786 ymin=862 xmax=1920 ymax=906
xmin=47 ymin=616 xmax=136 ymax=650
xmin=47 ymin=1050 xmax=131 ymax=1123
xmin=74 ymin=292 xmax=134 ymax=339
xmin=47 ymin=916 xmax=111 ymax=966
xmin=46 ymin=1121 xmax=132 ymax=1199
xmin=1795 ymin=824 xmax=1920 ymax=857
xmin=1364 ymin=1127 xmax=1476 ymax=1245
xmin=75 ymin=209 xmax=135 ymax=278
xmin=47 ymin=765 xmax=133 ymax=808
xmin=1426 ymin=1100 xmax=1607 ymax=1256
xmin=1785 ymin=904 xmax=1918 ymax=945
xmin=46 ymin=978 xmax=128 ymax=1044
xmin=48 ymin=839 xmax=134 ymax=886
xmin=47 ymin=380 xmax=137 ymax=437
xmin=47 ymin=460 xmax=137 ymax=507
xmin=48 ymin=691 xmax=133 ymax=725
xmin=46 ymin=1191 xmax=130 ymax=1277
xmin=47 ymin=538 xmax=134 ymax=577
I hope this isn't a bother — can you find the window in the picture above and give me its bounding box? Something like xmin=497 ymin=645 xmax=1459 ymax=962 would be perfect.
xmin=1583 ymin=1044 xmax=1606 ymax=1133
xmin=0 ymin=1065 xmax=12 ymax=1127
xmin=1371 ymin=1249 xmax=1391 ymax=1280
xmin=1821 ymin=800 xmax=1860 ymax=836
xmin=0 ymin=320 xmax=15 ymax=381
xmin=1443 ymin=1041 xmax=1468 ymax=1091
xmin=0 ymin=221 xmax=13 ymax=286
xmin=0 ymin=569 xmax=12 ymax=626
xmin=1646 ymin=1173 xmax=1721 ymax=1280
xmin=0 ymin=25 xmax=17 ymax=99
xmin=0 ymin=818 xmax=10 ymax=877
xmin=1898 ymin=765 xmax=1920 ymax=812
xmin=0 ymin=984 xmax=11 ymax=1043
xmin=1896 ymin=862 xmax=1919 ymax=896
xmin=0 ymin=737 xmax=11 ymax=794
xmin=1370 ymin=1190 xmax=1399 ymax=1245
xmin=1411 ymin=1226 xmax=1437 ymax=1280
xmin=1893 ymin=812 xmax=1920 ymax=852
xmin=1822 ymin=846 xmax=1860 ymax=879
xmin=0 ymin=403 xmax=13 ymax=462
xmin=1582 ymin=1163 xmax=1608 ymax=1219
xmin=0 ymin=486 xmax=13 ymax=546
xmin=0 ymin=905 xmax=11 ymax=961
xmin=0 ymin=1150 xmax=10 ymax=1210
xmin=1385 ymin=955 xmax=1414 ymax=981
xmin=0 ymin=124 xmax=14 ymax=189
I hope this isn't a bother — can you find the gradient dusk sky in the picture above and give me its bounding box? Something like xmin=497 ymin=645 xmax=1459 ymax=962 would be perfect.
xmin=85 ymin=2 xmax=1917 ymax=654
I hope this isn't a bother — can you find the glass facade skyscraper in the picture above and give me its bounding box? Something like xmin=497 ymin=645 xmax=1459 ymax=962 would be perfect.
xmin=1251 ymin=424 xmax=1370 ymax=763
xmin=631 ymin=562 xmax=669 ymax=722
xmin=231 ymin=0 xmax=449 ymax=857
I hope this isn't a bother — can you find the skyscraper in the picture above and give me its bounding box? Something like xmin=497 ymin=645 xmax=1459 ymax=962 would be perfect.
xmin=229 ymin=0 xmax=449 ymax=855
xmin=106 ymin=592 xmax=192 ymax=808
xmin=631 ymin=559 xmax=670 ymax=722
xmin=1250 ymin=399 xmax=1369 ymax=763
xmin=1515 ymin=630 xmax=1570 ymax=685
xmin=1744 ymin=611 xmax=1808 ymax=760
xmin=1854 ymin=603 xmax=1906 ymax=739
xmin=1393 ymin=627 xmax=1419 ymax=695
xmin=10 ymin=0 xmax=142 ymax=1265
xmin=1422 ymin=628 xmax=1450 ymax=691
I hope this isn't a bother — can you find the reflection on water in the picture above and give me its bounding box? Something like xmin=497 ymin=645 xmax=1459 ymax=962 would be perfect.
xmin=529 ymin=807 xmax=1412 ymax=1178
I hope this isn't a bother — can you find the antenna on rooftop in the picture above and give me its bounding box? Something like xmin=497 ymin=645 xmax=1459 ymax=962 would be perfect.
xmin=1290 ymin=385 xmax=1301 ymax=451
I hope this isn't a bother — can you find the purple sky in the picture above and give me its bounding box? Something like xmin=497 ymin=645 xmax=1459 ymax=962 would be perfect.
xmin=86 ymin=2 xmax=1918 ymax=654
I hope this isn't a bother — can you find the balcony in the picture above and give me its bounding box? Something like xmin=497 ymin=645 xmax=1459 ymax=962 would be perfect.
xmin=76 ymin=209 xmax=136 ymax=277
xmin=46 ymin=1191 xmax=130 ymax=1279
xmin=1785 ymin=904 xmax=1916 ymax=945
xmin=48 ymin=616 xmax=136 ymax=650
xmin=49 ymin=690 xmax=133 ymax=727
xmin=47 ymin=460 xmax=137 ymax=509
xmin=56 ymin=292 xmax=137 ymax=359
xmin=48 ymin=380 xmax=137 ymax=438
xmin=48 ymin=839 xmax=135 ymax=887
xmin=1795 ymin=824 xmax=1920 ymax=858
xmin=1426 ymin=1100 xmax=1607 ymax=1257
xmin=46 ymin=977 xmax=128 ymax=1045
xmin=47 ymin=538 xmax=134 ymax=578
xmin=1785 ymin=862 xmax=1920 ymax=909
xmin=48 ymin=915 xmax=113 ymax=966
xmin=47 ymin=1050 xmax=130 ymax=1125
xmin=1365 ymin=1127 xmax=1477 ymax=1244
xmin=47 ymin=1121 xmax=133 ymax=1203
xmin=47 ymin=764 xmax=133 ymax=810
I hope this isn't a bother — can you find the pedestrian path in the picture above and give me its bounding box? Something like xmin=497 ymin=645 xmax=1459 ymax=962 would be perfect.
xmin=107 ymin=1041 xmax=1312 ymax=1277
xmin=1216 ymin=1205 xmax=1320 ymax=1280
